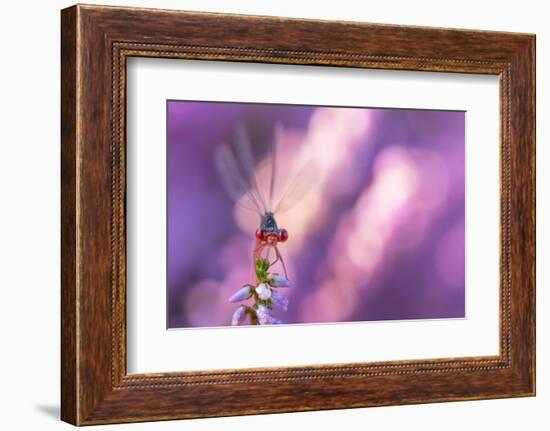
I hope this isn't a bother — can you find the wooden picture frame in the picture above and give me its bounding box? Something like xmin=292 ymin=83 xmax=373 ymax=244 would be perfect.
xmin=61 ymin=4 xmax=536 ymax=425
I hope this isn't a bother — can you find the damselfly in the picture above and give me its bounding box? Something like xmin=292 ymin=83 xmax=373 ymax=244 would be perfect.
xmin=215 ymin=124 xmax=314 ymax=280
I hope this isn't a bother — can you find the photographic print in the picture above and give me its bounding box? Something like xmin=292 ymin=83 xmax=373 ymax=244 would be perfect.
xmin=167 ymin=101 xmax=465 ymax=329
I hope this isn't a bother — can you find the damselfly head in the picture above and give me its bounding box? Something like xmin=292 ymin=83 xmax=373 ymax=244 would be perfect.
xmin=254 ymin=231 xmax=289 ymax=245
xmin=256 ymin=212 xmax=289 ymax=245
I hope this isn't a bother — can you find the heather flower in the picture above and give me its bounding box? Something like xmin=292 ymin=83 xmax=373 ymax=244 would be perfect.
xmin=255 ymin=283 xmax=272 ymax=300
xmin=271 ymin=289 xmax=289 ymax=312
xmin=231 ymin=305 xmax=260 ymax=326
xmin=256 ymin=305 xmax=276 ymax=325
xmin=228 ymin=285 xmax=253 ymax=303
xmin=228 ymin=258 xmax=289 ymax=325
xmin=270 ymin=274 xmax=290 ymax=288
xmin=231 ymin=305 xmax=248 ymax=325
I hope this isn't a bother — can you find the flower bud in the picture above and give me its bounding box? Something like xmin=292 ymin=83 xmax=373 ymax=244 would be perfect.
xmin=270 ymin=275 xmax=290 ymax=288
xmin=228 ymin=286 xmax=252 ymax=303
xmin=231 ymin=305 xmax=247 ymax=326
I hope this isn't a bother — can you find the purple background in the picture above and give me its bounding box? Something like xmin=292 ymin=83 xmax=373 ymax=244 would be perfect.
xmin=167 ymin=101 xmax=465 ymax=328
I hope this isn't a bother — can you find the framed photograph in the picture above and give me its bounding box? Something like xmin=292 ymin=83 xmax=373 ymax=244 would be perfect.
xmin=61 ymin=4 xmax=536 ymax=425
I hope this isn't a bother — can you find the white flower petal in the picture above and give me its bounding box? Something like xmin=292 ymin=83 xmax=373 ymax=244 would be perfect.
xmin=255 ymin=283 xmax=272 ymax=300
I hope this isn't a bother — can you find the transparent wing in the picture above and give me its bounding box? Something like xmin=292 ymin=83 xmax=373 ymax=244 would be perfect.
xmin=268 ymin=123 xmax=282 ymax=211
xmin=233 ymin=125 xmax=268 ymax=213
xmin=214 ymin=144 xmax=263 ymax=214
xmin=273 ymin=159 xmax=317 ymax=214
xmin=215 ymin=124 xmax=273 ymax=215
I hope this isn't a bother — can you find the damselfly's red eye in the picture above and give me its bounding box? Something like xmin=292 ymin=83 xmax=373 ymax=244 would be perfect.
xmin=278 ymin=229 xmax=288 ymax=243
xmin=256 ymin=228 xmax=266 ymax=241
